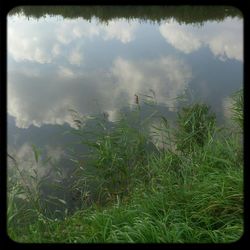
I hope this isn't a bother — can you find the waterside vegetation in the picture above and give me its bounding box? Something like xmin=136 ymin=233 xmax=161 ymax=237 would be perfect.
xmin=9 ymin=6 xmax=242 ymax=25
xmin=7 ymin=90 xmax=243 ymax=243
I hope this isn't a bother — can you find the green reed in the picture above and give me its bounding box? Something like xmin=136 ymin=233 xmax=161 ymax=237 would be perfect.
xmin=231 ymin=89 xmax=243 ymax=131
xmin=7 ymin=90 xmax=243 ymax=243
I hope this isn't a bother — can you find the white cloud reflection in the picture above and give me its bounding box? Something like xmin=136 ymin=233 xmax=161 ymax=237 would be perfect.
xmin=52 ymin=43 xmax=62 ymax=57
xmin=8 ymin=143 xmax=65 ymax=186
xmin=8 ymin=55 xmax=192 ymax=128
xmin=8 ymin=16 xmax=138 ymax=66
xmin=159 ymin=17 xmax=243 ymax=61
xmin=68 ymin=46 xmax=84 ymax=66
xmin=102 ymin=19 xmax=137 ymax=43
xmin=8 ymin=27 xmax=52 ymax=64
xmin=8 ymin=14 xmax=242 ymax=129
xmin=57 ymin=66 xmax=75 ymax=78
xmin=110 ymin=56 xmax=192 ymax=110
xmin=159 ymin=19 xmax=202 ymax=53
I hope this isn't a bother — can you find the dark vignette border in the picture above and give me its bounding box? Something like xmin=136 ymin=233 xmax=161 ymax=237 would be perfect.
xmin=0 ymin=0 xmax=247 ymax=248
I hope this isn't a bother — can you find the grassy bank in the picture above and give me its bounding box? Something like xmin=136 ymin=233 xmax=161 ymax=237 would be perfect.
xmin=7 ymin=90 xmax=243 ymax=243
xmin=9 ymin=6 xmax=242 ymax=25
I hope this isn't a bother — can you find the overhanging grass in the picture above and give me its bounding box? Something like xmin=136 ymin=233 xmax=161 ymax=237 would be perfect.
xmin=10 ymin=135 xmax=242 ymax=243
xmin=7 ymin=91 xmax=243 ymax=243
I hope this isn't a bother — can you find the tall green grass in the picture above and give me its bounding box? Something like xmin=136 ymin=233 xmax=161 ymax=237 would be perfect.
xmin=175 ymin=103 xmax=216 ymax=154
xmin=7 ymin=90 xmax=243 ymax=243
xmin=231 ymin=89 xmax=243 ymax=131
xmin=67 ymin=101 xmax=157 ymax=207
xmin=7 ymin=145 xmax=70 ymax=240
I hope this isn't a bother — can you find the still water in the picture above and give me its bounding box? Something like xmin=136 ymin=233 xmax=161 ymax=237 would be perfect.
xmin=7 ymin=6 xmax=243 ymax=214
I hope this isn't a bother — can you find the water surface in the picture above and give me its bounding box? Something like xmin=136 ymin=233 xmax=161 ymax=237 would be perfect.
xmin=7 ymin=6 xmax=243 ymax=213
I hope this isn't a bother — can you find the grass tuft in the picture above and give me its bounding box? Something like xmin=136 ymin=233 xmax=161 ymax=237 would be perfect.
xmin=7 ymin=91 xmax=243 ymax=243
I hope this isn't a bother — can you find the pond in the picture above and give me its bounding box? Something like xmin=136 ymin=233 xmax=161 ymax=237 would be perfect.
xmin=7 ymin=6 xmax=243 ymax=216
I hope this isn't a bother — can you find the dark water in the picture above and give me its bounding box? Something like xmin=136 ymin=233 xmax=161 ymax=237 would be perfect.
xmin=7 ymin=6 xmax=243 ymax=215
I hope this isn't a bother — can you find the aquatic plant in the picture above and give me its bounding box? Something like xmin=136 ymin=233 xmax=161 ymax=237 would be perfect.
xmin=231 ymin=89 xmax=243 ymax=131
xmin=7 ymin=145 xmax=69 ymax=239
xmin=7 ymin=90 xmax=243 ymax=243
xmin=68 ymin=101 xmax=157 ymax=206
xmin=175 ymin=103 xmax=216 ymax=154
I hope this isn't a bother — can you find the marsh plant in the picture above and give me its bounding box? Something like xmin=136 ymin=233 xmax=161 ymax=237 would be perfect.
xmin=7 ymin=90 xmax=243 ymax=243
xmin=174 ymin=103 xmax=216 ymax=154
xmin=7 ymin=145 xmax=70 ymax=238
xmin=68 ymin=98 xmax=158 ymax=206
xmin=231 ymin=89 xmax=243 ymax=131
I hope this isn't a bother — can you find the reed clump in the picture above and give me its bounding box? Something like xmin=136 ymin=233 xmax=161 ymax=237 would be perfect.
xmin=7 ymin=90 xmax=243 ymax=243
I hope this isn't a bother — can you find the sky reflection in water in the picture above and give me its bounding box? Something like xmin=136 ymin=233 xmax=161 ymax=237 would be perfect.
xmin=8 ymin=14 xmax=242 ymax=128
xmin=7 ymin=12 xmax=243 ymax=181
